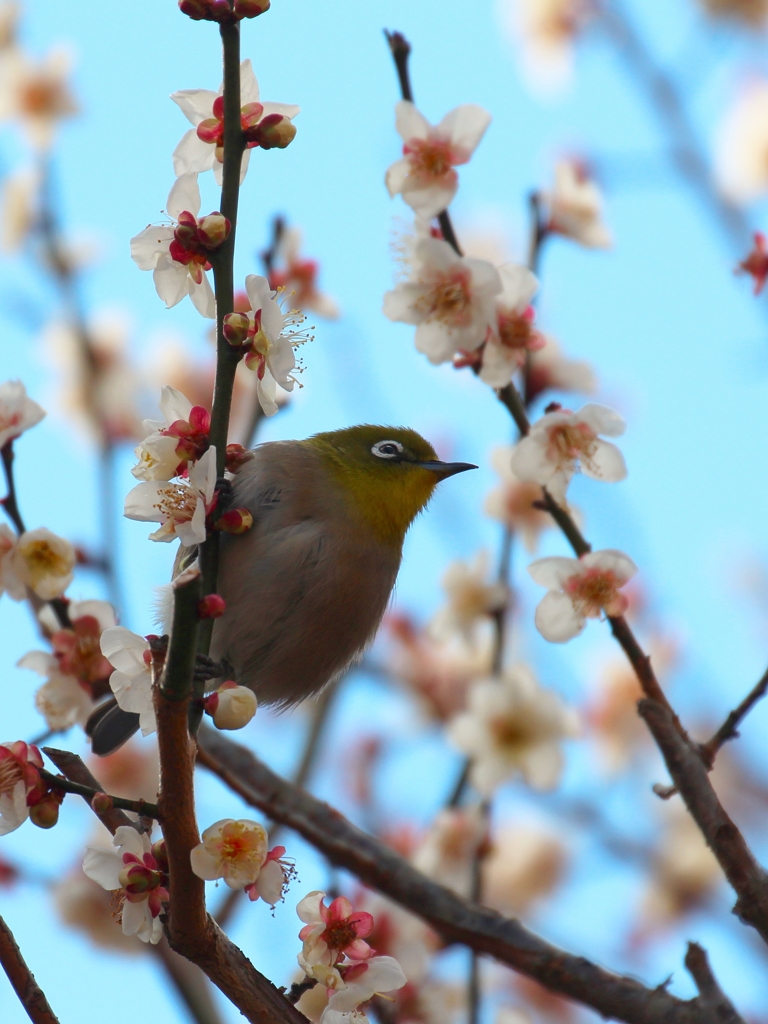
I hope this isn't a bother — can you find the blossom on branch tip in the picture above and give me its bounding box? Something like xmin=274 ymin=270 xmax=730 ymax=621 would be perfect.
xmin=383 ymin=237 xmax=502 ymax=364
xmin=124 ymin=445 xmax=217 ymax=544
xmin=171 ymin=60 xmax=299 ymax=185
xmin=543 ymin=160 xmax=611 ymax=248
xmin=100 ymin=627 xmax=155 ymax=736
xmin=190 ymin=818 xmax=291 ymax=904
xmin=477 ymin=263 xmax=544 ymax=386
xmin=526 ymin=333 xmax=596 ymax=402
xmin=269 ymin=226 xmax=340 ymax=319
xmin=19 ymin=650 xmax=95 ymax=732
xmin=0 ymin=47 xmax=77 ymax=149
xmin=385 ymin=100 xmax=491 ymax=219
xmin=448 ymin=665 xmax=579 ymax=794
xmin=130 ymin=174 xmax=216 ymax=318
xmin=0 ymin=379 xmax=45 ymax=448
xmin=510 ymin=403 xmax=626 ymax=503
xmin=0 ymin=740 xmax=44 ymax=835
xmin=412 ymin=806 xmax=487 ymax=898
xmin=82 ymin=826 xmax=168 ymax=944
xmin=528 ymin=549 xmax=638 ymax=642
xmin=318 ymin=957 xmax=408 ymax=1024
xmin=297 ymin=891 xmax=376 ymax=969
xmin=499 ymin=0 xmax=588 ymax=92
xmin=132 ymin=385 xmax=210 ymax=481
xmin=11 ymin=527 xmax=75 ymax=599
xmin=429 ymin=550 xmax=507 ymax=642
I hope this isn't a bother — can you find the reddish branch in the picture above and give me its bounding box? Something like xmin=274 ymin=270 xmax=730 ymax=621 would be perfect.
xmin=0 ymin=916 xmax=60 ymax=1024
xmin=639 ymin=699 xmax=768 ymax=942
xmin=196 ymin=728 xmax=742 ymax=1024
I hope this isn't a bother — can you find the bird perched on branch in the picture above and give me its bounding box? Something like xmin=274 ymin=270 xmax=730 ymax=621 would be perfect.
xmin=89 ymin=425 xmax=475 ymax=754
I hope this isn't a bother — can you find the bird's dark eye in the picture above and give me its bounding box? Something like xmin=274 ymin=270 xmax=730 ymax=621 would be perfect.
xmin=371 ymin=440 xmax=404 ymax=459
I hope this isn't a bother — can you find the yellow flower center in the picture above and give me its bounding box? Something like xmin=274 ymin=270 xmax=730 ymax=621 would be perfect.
xmin=22 ymin=540 xmax=68 ymax=585
xmin=565 ymin=569 xmax=618 ymax=618
xmin=154 ymin=483 xmax=197 ymax=523
xmin=217 ymin=821 xmax=266 ymax=870
xmin=415 ymin=268 xmax=472 ymax=327
xmin=407 ymin=137 xmax=454 ymax=180
xmin=546 ymin=422 xmax=598 ymax=471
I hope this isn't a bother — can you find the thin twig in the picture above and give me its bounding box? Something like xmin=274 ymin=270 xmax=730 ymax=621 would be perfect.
xmin=38 ymin=767 xmax=159 ymax=819
xmin=0 ymin=916 xmax=60 ymax=1024
xmin=197 ymin=728 xmax=738 ymax=1024
xmin=684 ymin=943 xmax=744 ymax=1024
xmin=42 ymin=747 xmax=136 ymax=834
xmin=699 ymin=665 xmax=768 ymax=766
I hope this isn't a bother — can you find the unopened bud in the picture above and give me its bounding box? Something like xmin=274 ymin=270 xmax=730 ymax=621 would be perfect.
xmin=179 ymin=0 xmax=233 ymax=20
xmin=225 ymin=443 xmax=252 ymax=472
xmin=210 ymin=682 xmax=257 ymax=730
xmin=251 ymin=114 xmax=297 ymax=150
xmin=216 ymin=508 xmax=253 ymax=534
xmin=119 ymin=863 xmax=160 ymax=895
xmin=197 ymin=212 xmax=231 ymax=249
xmin=223 ymin=312 xmax=251 ymax=347
xmin=234 ymin=0 xmax=270 ymax=17
xmin=151 ymin=839 xmax=169 ymax=872
xmin=198 ymin=593 xmax=227 ymax=619
xmin=174 ymin=210 xmax=198 ymax=247
xmin=29 ymin=793 xmax=61 ymax=829
xmin=91 ymin=792 xmax=113 ymax=814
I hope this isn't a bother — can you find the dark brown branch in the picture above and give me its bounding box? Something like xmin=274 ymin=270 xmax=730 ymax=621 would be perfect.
xmin=42 ymin=747 xmax=135 ymax=833
xmin=196 ymin=728 xmax=736 ymax=1024
xmin=0 ymin=916 xmax=60 ymax=1024
xmin=38 ymin=767 xmax=159 ymax=819
xmin=638 ymin=699 xmax=768 ymax=943
xmin=698 ymin=665 xmax=768 ymax=767
xmin=684 ymin=943 xmax=744 ymax=1024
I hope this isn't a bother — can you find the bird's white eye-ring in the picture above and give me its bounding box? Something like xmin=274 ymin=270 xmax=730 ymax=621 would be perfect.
xmin=372 ymin=440 xmax=404 ymax=459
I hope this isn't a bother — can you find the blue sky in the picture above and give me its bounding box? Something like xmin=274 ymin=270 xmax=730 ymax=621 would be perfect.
xmin=3 ymin=0 xmax=768 ymax=1020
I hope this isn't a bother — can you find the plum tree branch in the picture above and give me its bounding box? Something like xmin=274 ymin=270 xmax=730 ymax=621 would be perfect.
xmin=196 ymin=728 xmax=742 ymax=1024
xmin=0 ymin=916 xmax=60 ymax=1024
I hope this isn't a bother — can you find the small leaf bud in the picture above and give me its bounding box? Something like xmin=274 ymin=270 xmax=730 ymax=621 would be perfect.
xmin=216 ymin=508 xmax=253 ymax=534
xmin=251 ymin=113 xmax=297 ymax=151
xmin=198 ymin=593 xmax=227 ymax=619
xmin=225 ymin=443 xmax=252 ymax=472
xmin=90 ymin=792 xmax=113 ymax=814
xmin=223 ymin=312 xmax=251 ymax=347
xmin=197 ymin=212 xmax=231 ymax=249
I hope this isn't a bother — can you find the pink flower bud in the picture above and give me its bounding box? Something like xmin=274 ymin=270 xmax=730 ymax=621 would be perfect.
xmin=197 ymin=212 xmax=231 ymax=249
xmin=250 ymin=114 xmax=297 ymax=150
xmin=225 ymin=443 xmax=252 ymax=472
xmin=234 ymin=0 xmax=270 ymax=17
xmin=29 ymin=794 xmax=61 ymax=829
xmin=178 ymin=0 xmax=233 ymax=20
xmin=211 ymin=682 xmax=257 ymax=730
xmin=119 ymin=863 xmax=161 ymax=896
xmin=151 ymin=839 xmax=169 ymax=873
xmin=198 ymin=593 xmax=227 ymax=619
xmin=223 ymin=312 xmax=251 ymax=347
xmin=216 ymin=508 xmax=253 ymax=534
xmin=90 ymin=792 xmax=113 ymax=814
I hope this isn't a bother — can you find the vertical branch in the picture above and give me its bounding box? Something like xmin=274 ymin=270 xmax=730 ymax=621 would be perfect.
xmin=0 ymin=916 xmax=60 ymax=1024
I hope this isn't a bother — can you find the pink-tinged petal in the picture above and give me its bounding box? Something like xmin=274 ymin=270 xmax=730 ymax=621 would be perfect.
xmin=130 ymin=225 xmax=173 ymax=270
xmin=465 ymin=257 xmax=503 ymax=297
xmin=166 ymin=173 xmax=201 ymax=220
xmin=254 ymin=859 xmax=285 ymax=906
xmin=534 ymin=591 xmax=585 ymax=643
xmin=348 ymin=911 xmax=374 ymax=937
xmin=171 ymin=88 xmax=218 ymax=126
xmin=414 ymin=319 xmax=462 ymax=365
xmin=401 ymin=178 xmax=457 ymax=220
xmin=509 ymin=435 xmax=550 ymax=483
xmin=259 ymin=101 xmax=300 ymax=120
xmin=173 ymin=130 xmax=216 ymax=177
xmin=190 ymin=275 xmax=216 ymax=319
xmin=578 ymin=403 xmax=625 ymax=437
xmin=239 ymin=59 xmax=260 ymax=104
xmin=479 ymin=337 xmax=519 ymax=387
xmin=394 ymin=99 xmax=431 ymax=142
xmin=345 ymin=938 xmax=375 ymax=960
xmin=385 ymin=157 xmax=411 ymax=197
xmin=581 ymin=549 xmax=638 ymax=584
xmin=297 ymin=890 xmax=326 ymax=925
xmin=498 ymin=263 xmax=538 ymax=310
xmin=528 ymin=556 xmax=581 ymax=590
xmin=153 ymin=257 xmax=191 ymax=309
xmin=327 ymin=895 xmax=353 ymax=922
xmin=437 ymin=104 xmax=492 ymax=157
xmin=582 ymin=439 xmax=627 ymax=484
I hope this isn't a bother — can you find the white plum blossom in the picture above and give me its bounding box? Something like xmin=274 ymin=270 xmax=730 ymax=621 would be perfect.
xmin=130 ymin=174 xmax=216 ymax=318
xmin=498 ymin=0 xmax=586 ymax=93
xmin=484 ymin=447 xmax=552 ymax=553
xmin=131 ymin=385 xmax=210 ymax=482
xmin=448 ymin=665 xmax=579 ymax=794
xmin=124 ymin=445 xmax=217 ymax=544
xmin=429 ymin=550 xmax=507 ymax=642
xmin=715 ymin=80 xmax=768 ymax=202
xmin=510 ymin=403 xmax=626 ymax=503
xmin=383 ymin=236 xmax=502 ymax=364
xmin=385 ymin=100 xmax=491 ymax=219
xmin=0 ymin=741 xmax=44 ymax=835
xmin=18 ymin=650 xmax=95 ymax=731
xmin=238 ymin=273 xmax=300 ymax=416
xmin=412 ymin=806 xmax=486 ymax=898
xmin=544 ymin=160 xmax=612 ymax=248
xmin=0 ymin=47 xmax=77 ymax=149
xmin=190 ymin=818 xmax=290 ymax=905
xmin=320 ymin=958 xmax=408 ymax=1024
xmin=82 ymin=826 xmax=167 ymax=944
xmin=527 ymin=333 xmax=597 ymax=401
xmin=0 ymin=379 xmax=45 ymax=448
xmin=0 ymin=523 xmax=23 ymax=599
xmin=171 ymin=59 xmax=299 ymax=185
xmin=529 ymin=549 xmax=638 ymax=642
xmin=100 ymin=627 xmax=155 ymax=736
xmin=11 ymin=527 xmax=75 ymax=599
xmin=270 ymin=225 xmax=340 ymax=319
xmin=479 ymin=263 xmax=543 ymax=387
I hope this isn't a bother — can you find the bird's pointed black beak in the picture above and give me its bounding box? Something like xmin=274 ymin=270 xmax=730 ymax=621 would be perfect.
xmin=415 ymin=460 xmax=478 ymax=479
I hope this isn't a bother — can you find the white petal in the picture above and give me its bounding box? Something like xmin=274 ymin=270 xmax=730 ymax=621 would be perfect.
xmin=401 ymin=180 xmax=457 ymax=220
xmin=267 ymin=339 xmax=296 ymax=387
xmin=296 ymin=890 xmax=326 ymax=925
xmin=82 ymin=847 xmax=122 ymax=890
xmin=245 ymin=274 xmax=272 ymax=313
xmin=158 ymin=385 xmax=193 ymax=425
xmin=171 ymin=88 xmax=217 ymax=126
xmin=527 ymin=556 xmax=580 ymax=590
xmin=581 ymin=549 xmax=638 ymax=584
xmin=259 ymin=102 xmax=300 ymax=120
xmin=534 ymin=591 xmax=585 ymax=643
xmin=190 ymin=846 xmax=223 ymax=880
xmin=578 ymin=403 xmax=625 ymax=437
xmin=582 ymin=439 xmax=627 ymax=484
xmin=385 ymin=157 xmax=410 ymax=197
xmin=479 ymin=337 xmax=517 ymax=387
xmin=124 ymin=481 xmax=165 ymax=523
xmin=466 ymin=257 xmax=503 ymax=297
xmin=167 ymin=172 xmax=200 ymax=220
xmin=130 ymin=225 xmax=173 ymax=271
xmin=153 ymin=258 xmax=191 ymax=309
xmin=437 ymin=104 xmax=492 ymax=156
xmin=239 ymin=59 xmax=259 ymax=104
xmin=521 ymin=742 xmax=564 ymax=790
xmin=255 ymin=860 xmax=285 ymax=905
xmin=498 ymin=263 xmax=538 ymax=310
xmin=189 ymin=274 xmax=216 ymax=319
xmin=382 ymin=283 xmax=425 ymax=325
xmin=414 ymin=236 xmax=460 ymax=272
xmin=394 ymin=100 xmax=430 ymax=142
xmin=413 ymin=320 xmax=460 ymax=365
xmin=17 ymin=650 xmax=55 ymax=676
xmin=172 ymin=130 xmax=216 ymax=177
xmin=256 ymin=373 xmax=279 ymax=417
xmin=100 ymin=627 xmax=148 ymax=673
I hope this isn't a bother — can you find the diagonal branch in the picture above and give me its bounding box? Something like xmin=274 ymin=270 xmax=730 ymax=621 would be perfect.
xmin=0 ymin=916 xmax=60 ymax=1024
xmin=684 ymin=943 xmax=743 ymax=1024
xmin=196 ymin=728 xmax=740 ymax=1024
xmin=698 ymin=665 xmax=768 ymax=767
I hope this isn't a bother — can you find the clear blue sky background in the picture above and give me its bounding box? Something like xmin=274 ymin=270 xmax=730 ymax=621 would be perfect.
xmin=2 ymin=0 xmax=768 ymax=1020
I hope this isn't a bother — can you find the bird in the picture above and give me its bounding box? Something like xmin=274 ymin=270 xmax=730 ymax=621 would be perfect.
xmin=88 ymin=425 xmax=475 ymax=754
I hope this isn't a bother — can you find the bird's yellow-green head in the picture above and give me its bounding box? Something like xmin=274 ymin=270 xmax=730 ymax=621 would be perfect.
xmin=304 ymin=425 xmax=476 ymax=547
